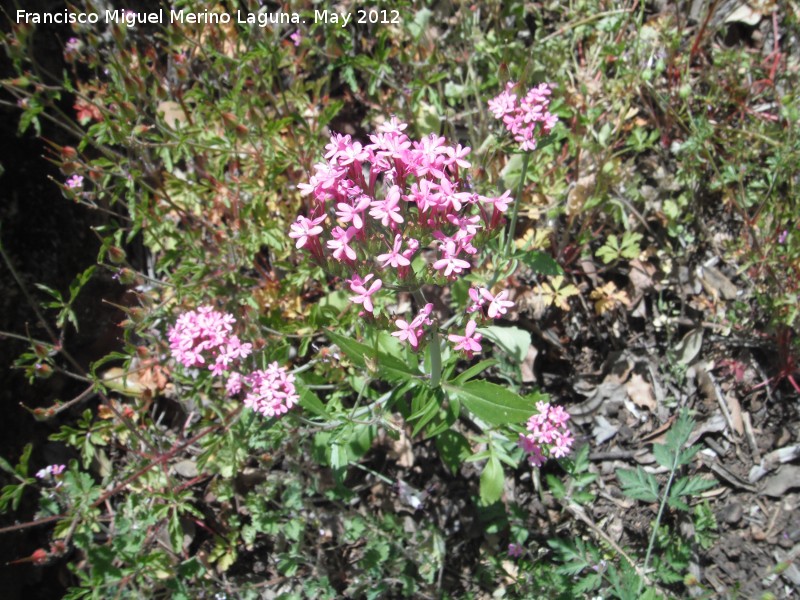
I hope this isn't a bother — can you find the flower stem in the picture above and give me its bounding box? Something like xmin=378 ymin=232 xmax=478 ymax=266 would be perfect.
xmin=503 ymin=151 xmax=530 ymax=259
xmin=413 ymin=289 xmax=441 ymax=388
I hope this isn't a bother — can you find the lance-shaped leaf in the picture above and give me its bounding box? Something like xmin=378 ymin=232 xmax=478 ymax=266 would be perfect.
xmin=443 ymin=380 xmax=537 ymax=425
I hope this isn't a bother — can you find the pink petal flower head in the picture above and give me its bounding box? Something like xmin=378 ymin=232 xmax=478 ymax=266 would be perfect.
xmin=508 ymin=543 xmax=524 ymax=558
xmin=226 ymin=371 xmax=243 ymax=396
xmin=169 ymin=306 xmax=248 ymax=374
xmin=378 ymin=116 xmax=408 ymax=135
xmin=376 ymin=234 xmax=411 ymax=269
xmin=290 ymin=30 xmax=302 ymax=46
xmin=66 ymin=174 xmax=84 ymax=189
xmin=432 ymin=240 xmax=471 ymax=278
xmin=444 ymin=143 xmax=472 ymax=170
xmin=467 ymin=287 xmax=485 ymax=313
xmin=336 ymin=196 xmax=371 ymax=230
xmin=369 ymin=185 xmax=404 ymax=227
xmin=410 ymin=303 xmax=434 ymax=328
xmin=242 ymin=362 xmax=298 ymax=418
xmin=448 ymin=319 xmax=482 ymax=358
xmin=550 ymin=429 xmax=574 ymax=458
xmin=349 ymin=274 xmax=382 ymax=314
xmin=489 ymin=82 xmax=558 ymax=151
xmin=288 ymin=214 xmax=326 ymax=249
xmin=391 ymin=318 xmax=419 ymax=348
xmin=484 ymin=289 xmax=515 ymax=318
xmin=326 ymin=226 xmax=358 ymax=261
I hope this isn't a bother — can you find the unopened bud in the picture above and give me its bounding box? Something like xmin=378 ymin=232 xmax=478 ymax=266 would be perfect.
xmin=117 ymin=268 xmax=136 ymax=285
xmin=33 ymin=363 xmax=53 ymax=378
xmin=108 ymin=246 xmax=126 ymax=264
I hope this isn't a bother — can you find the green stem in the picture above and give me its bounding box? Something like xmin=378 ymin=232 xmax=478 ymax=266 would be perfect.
xmin=637 ymin=454 xmax=679 ymax=595
xmin=503 ymin=151 xmax=530 ymax=259
xmin=413 ymin=289 xmax=441 ymax=388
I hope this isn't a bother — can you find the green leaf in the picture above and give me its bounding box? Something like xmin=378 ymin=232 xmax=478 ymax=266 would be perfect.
xmin=518 ymin=250 xmax=562 ymax=276
xmin=668 ymin=476 xmax=716 ymax=511
xmin=616 ymin=467 xmax=659 ymax=503
xmin=479 ymin=455 xmax=504 ymax=504
xmin=0 ymin=456 xmax=15 ymax=477
xmin=169 ymin=509 xmax=184 ymax=552
xmin=477 ymin=326 xmax=531 ymax=363
xmin=652 ymin=443 xmax=675 ymax=470
xmin=451 ymin=359 xmax=497 ymax=385
xmin=297 ymin=383 xmax=327 ymax=418
xmin=546 ymin=474 xmax=567 ymax=500
xmin=665 ymin=409 xmax=695 ymax=452
xmin=327 ymin=331 xmax=417 ymax=382
xmin=443 ymin=381 xmax=535 ymax=425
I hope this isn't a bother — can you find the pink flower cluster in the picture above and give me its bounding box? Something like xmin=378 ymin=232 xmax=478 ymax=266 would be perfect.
xmin=290 ymin=118 xmax=516 ymax=357
xmin=488 ymin=82 xmax=558 ymax=151
xmin=240 ymin=362 xmax=299 ymax=418
xmin=518 ymin=402 xmax=574 ymax=466
xmin=169 ymin=307 xmax=298 ymax=419
xmin=168 ymin=306 xmax=252 ymax=376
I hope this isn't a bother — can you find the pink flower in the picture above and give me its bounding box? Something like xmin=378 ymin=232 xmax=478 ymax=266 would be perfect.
xmin=369 ymin=186 xmax=404 ymax=227
xmin=377 ymin=234 xmax=411 ymax=269
xmin=519 ymin=402 xmax=574 ymax=466
xmin=444 ymin=143 xmax=472 ymax=170
xmin=508 ymin=543 xmax=524 ymax=558
xmin=392 ymin=318 xmax=420 ymax=348
xmin=226 ymin=372 xmax=243 ymax=396
xmin=550 ymin=429 xmax=574 ymax=458
xmin=290 ymin=30 xmax=302 ymax=46
xmin=448 ymin=319 xmax=482 ymax=357
xmin=489 ymin=82 xmax=558 ymax=151
xmin=410 ymin=303 xmax=434 ymax=328
xmin=36 ymin=464 xmax=66 ymax=481
xmin=242 ymin=362 xmax=298 ymax=418
xmin=336 ymin=196 xmax=371 ymax=230
xmin=288 ymin=214 xmax=326 ymax=249
xmin=327 ymin=226 xmax=358 ymax=261
xmin=392 ymin=304 xmax=433 ymax=349
xmin=66 ymin=175 xmax=83 ymax=189
xmin=349 ymin=274 xmax=382 ymax=314
xmin=483 ymin=289 xmax=515 ymax=318
xmin=432 ymin=240 xmax=471 ymax=278
xmin=168 ymin=306 xmax=251 ymax=374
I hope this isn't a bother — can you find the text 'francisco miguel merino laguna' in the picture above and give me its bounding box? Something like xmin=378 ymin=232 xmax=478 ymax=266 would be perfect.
xmin=16 ymin=9 xmax=303 ymax=27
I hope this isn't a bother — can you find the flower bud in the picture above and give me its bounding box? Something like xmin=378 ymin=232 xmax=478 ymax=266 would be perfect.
xmin=107 ymin=246 xmax=126 ymax=264
xmin=117 ymin=268 xmax=136 ymax=285
xmin=33 ymin=363 xmax=53 ymax=379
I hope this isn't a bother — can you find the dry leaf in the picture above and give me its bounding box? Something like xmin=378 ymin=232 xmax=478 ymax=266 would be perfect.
xmin=696 ymin=265 xmax=739 ymax=301
xmin=626 ymin=373 xmax=656 ymax=411
xmin=520 ymin=344 xmax=538 ymax=383
xmin=538 ymin=275 xmax=580 ymax=311
xmin=590 ymin=281 xmax=630 ymax=315
xmin=628 ymin=259 xmax=656 ymax=295
xmin=724 ymin=392 xmax=744 ymax=436
xmin=567 ymin=174 xmax=596 ymax=217
xmin=388 ymin=427 xmax=415 ymax=468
